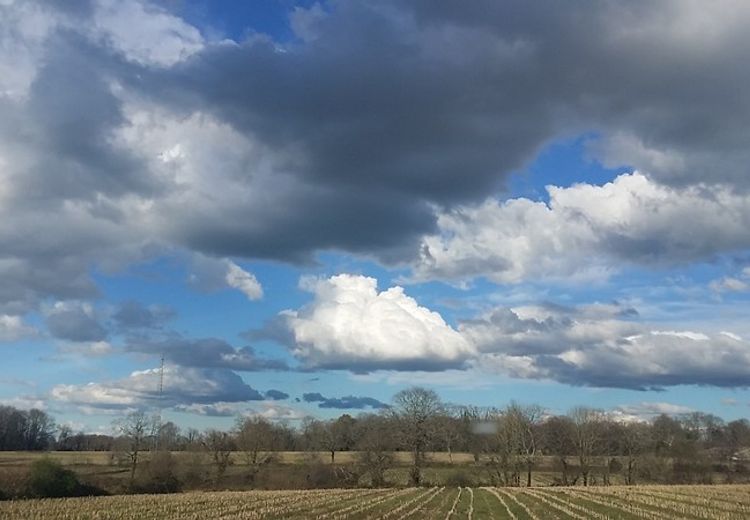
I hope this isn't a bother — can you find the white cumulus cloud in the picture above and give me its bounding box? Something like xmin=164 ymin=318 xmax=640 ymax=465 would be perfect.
xmin=414 ymin=172 xmax=750 ymax=284
xmin=225 ymin=261 xmax=263 ymax=301
xmin=282 ymin=274 xmax=474 ymax=371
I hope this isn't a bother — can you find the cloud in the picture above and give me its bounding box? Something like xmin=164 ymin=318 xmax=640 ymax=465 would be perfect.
xmin=3 ymin=0 xmax=750 ymax=315
xmin=0 ymin=396 xmax=47 ymax=410
xmin=113 ymin=300 xmax=175 ymax=330
xmin=280 ymin=274 xmax=473 ymax=371
xmin=607 ymin=402 xmax=695 ymax=424
xmin=466 ymin=304 xmax=750 ymax=390
xmin=246 ymin=403 xmax=309 ymax=421
xmin=302 ymin=392 xmax=389 ymax=410
xmin=44 ymin=301 xmax=107 ymax=342
xmin=710 ymin=268 xmax=750 ymax=293
xmin=710 ymin=277 xmax=749 ymax=293
xmin=57 ymin=340 xmax=115 ymax=358
xmin=0 ymin=314 xmax=36 ymax=342
xmin=414 ymin=173 xmax=750 ymax=284
xmin=224 ymin=261 xmax=263 ymax=300
xmin=125 ymin=335 xmax=288 ymax=371
xmin=175 ymin=401 xmax=307 ymax=421
xmin=616 ymin=402 xmax=694 ymax=418
xmin=174 ymin=402 xmax=238 ymax=417
xmin=264 ymin=389 xmax=289 ymax=401
xmin=188 ymin=256 xmax=263 ymax=301
xmin=92 ymin=0 xmax=203 ymax=67
xmin=50 ymin=365 xmax=267 ymax=411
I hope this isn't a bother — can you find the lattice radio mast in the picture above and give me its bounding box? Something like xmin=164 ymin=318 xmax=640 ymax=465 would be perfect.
xmin=153 ymin=354 xmax=165 ymax=451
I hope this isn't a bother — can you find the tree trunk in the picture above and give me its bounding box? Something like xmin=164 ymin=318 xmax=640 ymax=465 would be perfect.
xmin=627 ymin=457 xmax=635 ymax=485
xmin=560 ymin=458 xmax=569 ymax=486
xmin=527 ymin=462 xmax=532 ymax=487
xmin=129 ymin=451 xmax=138 ymax=487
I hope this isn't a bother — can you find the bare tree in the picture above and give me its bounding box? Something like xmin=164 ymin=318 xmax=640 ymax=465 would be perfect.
xmin=621 ymin=422 xmax=650 ymax=485
xmin=435 ymin=406 xmax=464 ymax=463
xmin=540 ymin=415 xmax=576 ymax=485
xmin=304 ymin=415 xmax=357 ymax=464
xmin=235 ymin=416 xmax=276 ymax=484
xmin=24 ymin=409 xmax=56 ymax=450
xmin=356 ymin=414 xmax=394 ymax=487
xmin=390 ymin=387 xmax=444 ymax=485
xmin=184 ymin=428 xmax=201 ymax=449
xmin=569 ymin=407 xmax=604 ymax=486
xmin=114 ymin=410 xmax=150 ymax=488
xmin=155 ymin=421 xmax=181 ymax=451
xmin=504 ymin=402 xmax=543 ymax=487
xmin=487 ymin=409 xmax=522 ymax=486
xmin=202 ymin=429 xmax=234 ymax=481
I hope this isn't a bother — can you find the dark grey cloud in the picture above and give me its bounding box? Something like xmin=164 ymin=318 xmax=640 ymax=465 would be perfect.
xmin=51 ymin=366 xmax=267 ymax=411
xmin=113 ymin=301 xmax=175 ymax=330
xmin=45 ymin=303 xmax=107 ymax=343
xmin=19 ymin=34 xmax=155 ymax=202
xmin=264 ymin=389 xmax=289 ymax=401
xmin=303 ymin=392 xmax=389 ymax=410
xmin=125 ymin=335 xmax=289 ymax=371
xmin=468 ymin=304 xmax=750 ymax=390
xmin=119 ymin=0 xmax=750 ymax=271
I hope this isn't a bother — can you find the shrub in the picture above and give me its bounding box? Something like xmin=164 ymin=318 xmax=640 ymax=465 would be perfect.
xmin=134 ymin=452 xmax=182 ymax=494
xmin=27 ymin=458 xmax=82 ymax=498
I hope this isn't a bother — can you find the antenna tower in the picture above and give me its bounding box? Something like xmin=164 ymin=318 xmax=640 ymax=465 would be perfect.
xmin=153 ymin=354 xmax=165 ymax=451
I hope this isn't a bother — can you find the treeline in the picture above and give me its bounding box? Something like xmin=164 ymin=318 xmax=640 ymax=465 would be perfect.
xmin=3 ymin=388 xmax=750 ymax=490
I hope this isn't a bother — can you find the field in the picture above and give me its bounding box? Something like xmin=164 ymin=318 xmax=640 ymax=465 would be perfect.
xmin=3 ymin=484 xmax=750 ymax=519
xmin=0 ymin=451 xmax=630 ymax=491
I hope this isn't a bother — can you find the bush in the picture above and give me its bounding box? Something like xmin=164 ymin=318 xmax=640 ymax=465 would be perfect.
xmin=27 ymin=459 xmax=83 ymax=498
xmin=305 ymin=462 xmax=342 ymax=488
xmin=134 ymin=452 xmax=181 ymax=494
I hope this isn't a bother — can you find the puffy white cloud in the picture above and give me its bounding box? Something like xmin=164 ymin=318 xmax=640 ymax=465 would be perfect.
xmin=282 ymin=274 xmax=473 ymax=371
xmin=414 ymin=173 xmax=750 ymax=284
xmin=225 ymin=261 xmax=263 ymax=301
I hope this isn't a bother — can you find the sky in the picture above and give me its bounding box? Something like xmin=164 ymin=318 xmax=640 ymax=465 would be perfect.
xmin=2 ymin=0 xmax=750 ymax=434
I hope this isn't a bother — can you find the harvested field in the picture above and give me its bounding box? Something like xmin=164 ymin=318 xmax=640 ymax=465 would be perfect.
xmin=3 ymin=484 xmax=749 ymax=519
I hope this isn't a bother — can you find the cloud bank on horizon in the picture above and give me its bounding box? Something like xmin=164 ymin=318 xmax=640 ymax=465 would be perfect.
xmin=2 ymin=0 xmax=750 ymax=424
